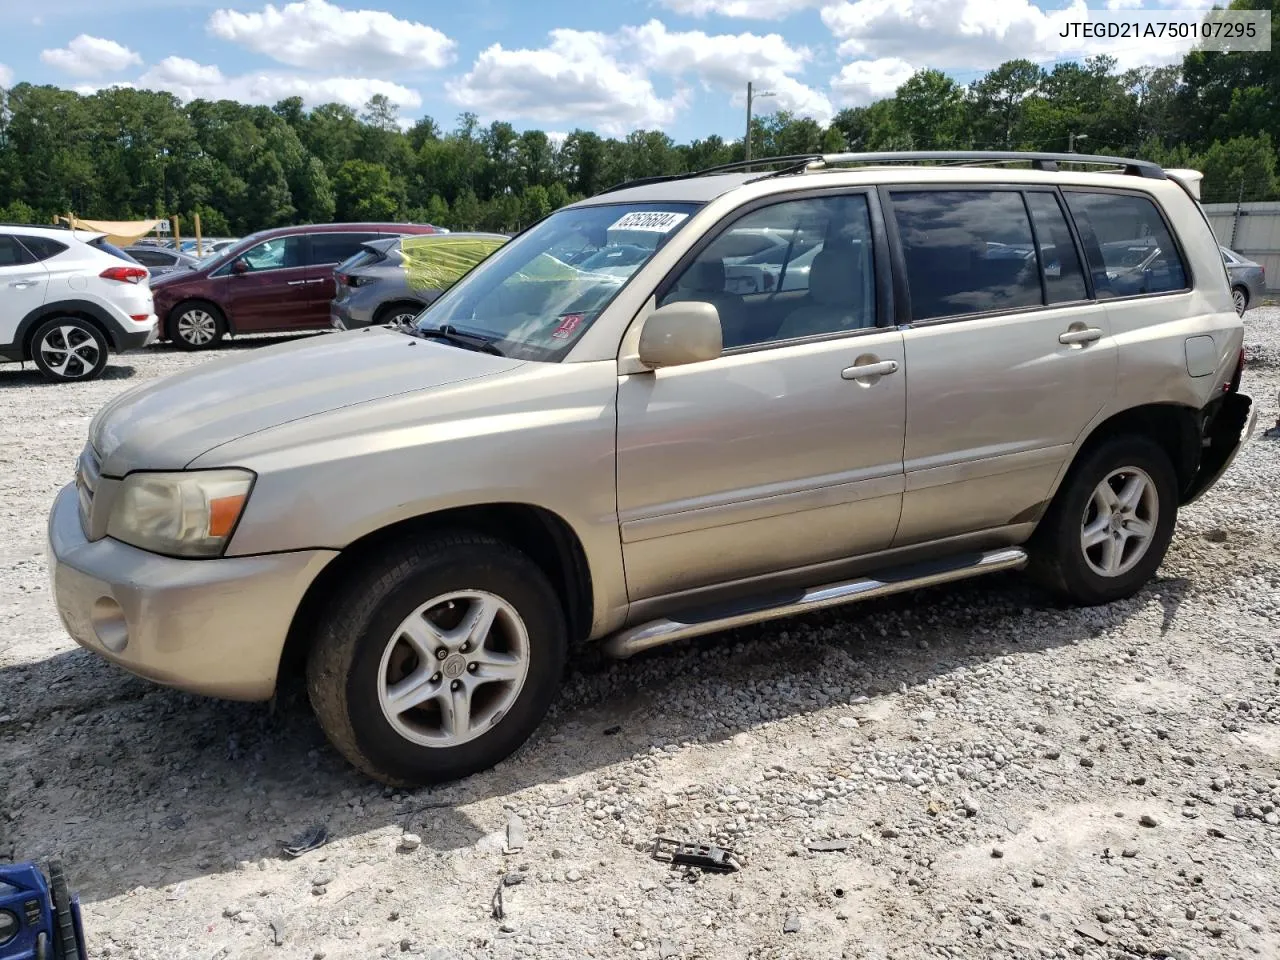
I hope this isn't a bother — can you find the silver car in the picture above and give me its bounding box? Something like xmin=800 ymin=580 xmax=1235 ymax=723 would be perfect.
xmin=1221 ymin=245 xmax=1265 ymax=315
xmin=331 ymin=233 xmax=508 ymax=330
xmin=47 ymin=151 xmax=1257 ymax=786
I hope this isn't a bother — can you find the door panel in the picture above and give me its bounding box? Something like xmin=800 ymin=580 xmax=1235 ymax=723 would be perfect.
xmin=0 ymin=238 xmax=49 ymax=345
xmin=300 ymin=233 xmax=384 ymax=327
xmin=226 ymin=235 xmax=309 ymax=331
xmin=616 ymin=330 xmax=907 ymax=600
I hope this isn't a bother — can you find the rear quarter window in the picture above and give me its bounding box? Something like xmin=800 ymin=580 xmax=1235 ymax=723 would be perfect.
xmin=1063 ymin=191 xmax=1188 ymax=298
xmin=16 ymin=236 xmax=68 ymax=261
xmin=89 ymin=237 xmax=141 ymax=264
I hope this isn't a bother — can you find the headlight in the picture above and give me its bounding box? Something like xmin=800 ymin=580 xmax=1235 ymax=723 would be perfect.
xmin=106 ymin=469 xmax=255 ymax=558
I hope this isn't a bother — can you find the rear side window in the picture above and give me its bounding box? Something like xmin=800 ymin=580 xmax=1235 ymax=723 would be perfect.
xmin=0 ymin=236 xmax=35 ymax=266
xmin=1063 ymin=192 xmax=1188 ymax=298
xmin=890 ymin=190 xmax=1042 ymax=321
xmin=1025 ymin=192 xmax=1088 ymax=304
xmin=337 ymin=246 xmax=385 ymax=273
xmin=15 ymin=236 xmax=66 ymax=262
xmin=309 ymin=232 xmax=382 ymax=266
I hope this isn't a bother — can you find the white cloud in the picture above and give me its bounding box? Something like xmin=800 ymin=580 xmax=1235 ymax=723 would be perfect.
xmin=136 ymin=56 xmax=422 ymax=111
xmin=823 ymin=0 xmax=1206 ymax=77
xmin=208 ymin=0 xmax=454 ymax=72
xmin=657 ymin=0 xmax=823 ymax=18
xmin=0 ymin=64 xmax=12 ymax=88
xmin=830 ymin=57 xmax=915 ymax=107
xmin=447 ymin=29 xmax=685 ymax=134
xmin=1105 ymin=0 xmax=1144 ymax=9
xmin=449 ymin=19 xmax=832 ymax=131
xmin=40 ymin=35 xmax=142 ymax=78
xmin=630 ymin=20 xmax=832 ymax=121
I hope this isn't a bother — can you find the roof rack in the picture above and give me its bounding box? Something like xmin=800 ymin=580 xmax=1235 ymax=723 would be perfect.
xmin=593 ymin=150 xmax=1168 ymax=198
xmin=597 ymin=154 xmax=825 ymax=195
xmin=808 ymin=151 xmax=1166 ymax=179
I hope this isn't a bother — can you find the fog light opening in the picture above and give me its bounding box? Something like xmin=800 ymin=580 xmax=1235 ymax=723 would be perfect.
xmin=92 ymin=596 xmax=129 ymax=653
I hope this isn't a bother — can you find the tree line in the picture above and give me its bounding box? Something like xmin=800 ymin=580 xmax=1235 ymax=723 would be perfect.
xmin=1 ymin=1 xmax=1278 ymax=235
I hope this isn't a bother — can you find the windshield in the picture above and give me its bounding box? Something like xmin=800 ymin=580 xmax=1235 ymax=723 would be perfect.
xmin=414 ymin=202 xmax=700 ymax=361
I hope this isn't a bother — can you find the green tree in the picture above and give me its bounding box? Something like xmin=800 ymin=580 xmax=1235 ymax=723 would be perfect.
xmin=423 ymin=193 xmax=450 ymax=227
xmin=894 ymin=69 xmax=966 ymax=148
xmin=1200 ymin=133 xmax=1278 ymax=203
xmin=521 ymin=184 xmax=551 ymax=227
xmin=451 ymin=188 xmax=481 ymax=229
xmin=333 ymin=159 xmax=397 ymax=220
xmin=294 ymin=157 xmax=335 ymax=223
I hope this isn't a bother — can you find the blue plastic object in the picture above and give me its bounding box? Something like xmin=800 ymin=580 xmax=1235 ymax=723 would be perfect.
xmin=0 ymin=861 xmax=87 ymax=960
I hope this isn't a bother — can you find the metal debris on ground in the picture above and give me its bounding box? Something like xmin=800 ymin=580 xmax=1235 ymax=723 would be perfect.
xmin=282 ymin=824 xmax=328 ymax=858
xmin=506 ymin=815 xmax=526 ymax=854
xmin=804 ymin=840 xmax=852 ymax=852
xmin=491 ymin=873 xmax=526 ymax=920
xmin=651 ymin=837 xmax=741 ymax=873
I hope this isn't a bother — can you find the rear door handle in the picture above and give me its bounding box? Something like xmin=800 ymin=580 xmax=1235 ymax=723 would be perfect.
xmin=307 ymin=278 xmax=327 ymax=284
xmin=1059 ymin=327 xmax=1103 ymax=346
xmin=287 ymin=280 xmax=308 ymax=286
xmin=841 ymin=359 xmax=899 ymax=380
xmin=9 ymin=280 xmax=38 ymax=289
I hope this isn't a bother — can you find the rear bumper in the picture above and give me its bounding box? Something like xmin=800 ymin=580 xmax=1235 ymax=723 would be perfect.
xmin=47 ymin=483 xmax=337 ymax=701
xmin=1183 ymin=392 xmax=1258 ymax=505
xmin=114 ymin=315 xmax=159 ymax=351
xmin=330 ymin=299 xmax=375 ymax=330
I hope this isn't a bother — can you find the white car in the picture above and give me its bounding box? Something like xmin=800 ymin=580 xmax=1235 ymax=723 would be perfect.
xmin=0 ymin=225 xmax=159 ymax=382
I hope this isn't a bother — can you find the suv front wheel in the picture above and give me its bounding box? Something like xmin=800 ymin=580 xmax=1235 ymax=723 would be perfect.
xmin=306 ymin=532 xmax=567 ymax=786
xmin=1031 ymin=436 xmax=1179 ymax=606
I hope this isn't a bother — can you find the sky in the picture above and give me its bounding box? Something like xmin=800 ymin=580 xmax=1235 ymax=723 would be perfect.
xmin=0 ymin=0 xmax=1222 ymax=143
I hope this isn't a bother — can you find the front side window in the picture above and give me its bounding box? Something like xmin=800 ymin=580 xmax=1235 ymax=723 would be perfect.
xmin=891 ymin=190 xmax=1042 ymax=322
xmin=1064 ymin=191 xmax=1188 ymax=298
xmin=417 ymin=202 xmax=700 ymax=361
xmin=239 ymin=236 xmax=304 ymax=272
xmin=659 ymin=195 xmax=877 ymax=348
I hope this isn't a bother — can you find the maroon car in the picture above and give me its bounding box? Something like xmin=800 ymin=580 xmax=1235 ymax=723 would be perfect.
xmin=151 ymin=222 xmax=439 ymax=350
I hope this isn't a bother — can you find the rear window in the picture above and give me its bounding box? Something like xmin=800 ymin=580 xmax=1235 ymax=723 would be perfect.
xmin=337 ymin=246 xmax=386 ymax=274
xmin=16 ymin=235 xmax=67 ymax=261
xmin=1063 ymin=191 xmax=1188 ymax=298
xmin=129 ymin=249 xmax=176 ymax=267
xmin=890 ymin=190 xmax=1042 ymax=321
xmin=89 ymin=237 xmax=141 ymax=264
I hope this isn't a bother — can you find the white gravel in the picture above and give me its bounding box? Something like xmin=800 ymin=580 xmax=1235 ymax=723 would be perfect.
xmin=1 ymin=320 xmax=1278 ymax=960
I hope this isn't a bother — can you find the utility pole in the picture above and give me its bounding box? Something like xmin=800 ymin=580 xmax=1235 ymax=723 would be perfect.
xmin=1068 ymin=132 xmax=1088 ymax=153
xmin=744 ymin=81 xmax=775 ymax=170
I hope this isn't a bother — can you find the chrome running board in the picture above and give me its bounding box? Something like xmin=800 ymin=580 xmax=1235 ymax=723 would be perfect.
xmin=603 ymin=547 xmax=1028 ymax=660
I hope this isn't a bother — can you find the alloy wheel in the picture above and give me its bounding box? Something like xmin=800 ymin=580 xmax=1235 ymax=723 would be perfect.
xmin=38 ymin=325 xmax=100 ymax=379
xmin=1080 ymin=466 xmax=1159 ymax=578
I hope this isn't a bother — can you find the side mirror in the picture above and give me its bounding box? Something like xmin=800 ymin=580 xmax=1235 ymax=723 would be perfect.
xmin=231 ymin=259 xmax=249 ymax=275
xmin=637 ymin=301 xmax=723 ymax=369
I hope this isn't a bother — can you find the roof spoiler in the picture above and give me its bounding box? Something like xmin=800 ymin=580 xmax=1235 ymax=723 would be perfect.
xmin=1165 ymin=168 xmax=1204 ymax=201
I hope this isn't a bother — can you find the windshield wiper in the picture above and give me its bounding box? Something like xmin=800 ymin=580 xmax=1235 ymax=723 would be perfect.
xmin=412 ymin=324 xmax=504 ymax=356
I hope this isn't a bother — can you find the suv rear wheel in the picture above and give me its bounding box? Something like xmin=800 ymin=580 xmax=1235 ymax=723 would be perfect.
xmin=306 ymin=532 xmax=567 ymax=786
xmin=1031 ymin=435 xmax=1178 ymax=605
xmin=169 ymin=301 xmax=226 ymax=350
xmin=30 ymin=317 xmax=109 ymax=383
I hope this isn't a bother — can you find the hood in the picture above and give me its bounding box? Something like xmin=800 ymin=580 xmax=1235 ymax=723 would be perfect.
xmin=90 ymin=327 xmax=526 ymax=474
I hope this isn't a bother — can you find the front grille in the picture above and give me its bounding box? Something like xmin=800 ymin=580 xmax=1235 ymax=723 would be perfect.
xmin=76 ymin=444 xmax=101 ymax=533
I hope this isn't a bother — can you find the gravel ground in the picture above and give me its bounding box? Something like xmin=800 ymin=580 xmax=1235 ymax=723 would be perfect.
xmin=1 ymin=319 xmax=1278 ymax=960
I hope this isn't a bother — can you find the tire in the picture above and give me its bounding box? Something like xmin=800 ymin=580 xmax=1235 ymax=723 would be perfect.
xmin=47 ymin=860 xmax=83 ymax=960
xmin=168 ymin=301 xmax=226 ymax=350
xmin=306 ymin=532 xmax=567 ymax=786
xmin=29 ymin=317 xmax=109 ymax=383
xmin=1232 ymin=286 xmax=1248 ymax=316
xmin=1030 ymin=435 xmax=1178 ymax=606
xmin=374 ymin=300 xmax=426 ymax=328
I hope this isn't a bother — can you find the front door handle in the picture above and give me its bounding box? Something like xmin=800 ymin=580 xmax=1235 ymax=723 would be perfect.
xmin=1059 ymin=327 xmax=1103 ymax=346
xmin=841 ymin=359 xmax=899 ymax=380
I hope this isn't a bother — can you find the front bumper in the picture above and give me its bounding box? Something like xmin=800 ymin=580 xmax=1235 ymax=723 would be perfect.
xmin=47 ymin=483 xmax=337 ymax=701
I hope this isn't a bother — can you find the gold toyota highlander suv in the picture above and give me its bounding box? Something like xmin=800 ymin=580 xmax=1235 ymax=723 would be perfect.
xmin=48 ymin=152 xmax=1258 ymax=786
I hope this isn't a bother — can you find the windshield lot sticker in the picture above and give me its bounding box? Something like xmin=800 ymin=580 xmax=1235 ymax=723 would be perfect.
xmin=608 ymin=211 xmax=689 ymax=233
xmin=552 ymin=313 xmax=586 ymax=340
